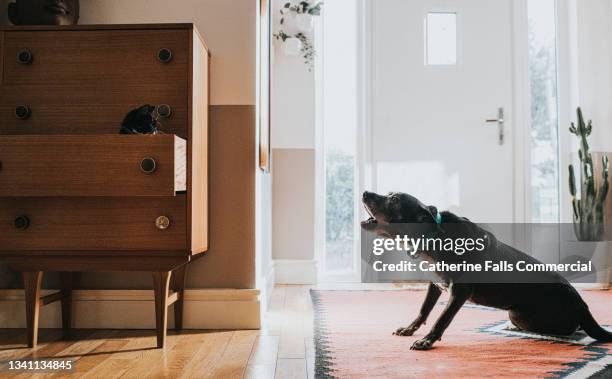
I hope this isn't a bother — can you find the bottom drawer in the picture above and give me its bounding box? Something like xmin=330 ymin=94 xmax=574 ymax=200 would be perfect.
xmin=0 ymin=197 xmax=186 ymax=251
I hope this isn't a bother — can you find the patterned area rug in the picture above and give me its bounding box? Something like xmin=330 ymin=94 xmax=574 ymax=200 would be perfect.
xmin=311 ymin=289 xmax=612 ymax=378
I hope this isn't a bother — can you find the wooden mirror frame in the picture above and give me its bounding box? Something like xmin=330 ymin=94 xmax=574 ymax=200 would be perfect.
xmin=259 ymin=0 xmax=272 ymax=172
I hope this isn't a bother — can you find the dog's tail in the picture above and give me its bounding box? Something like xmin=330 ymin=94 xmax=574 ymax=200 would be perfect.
xmin=581 ymin=308 xmax=612 ymax=342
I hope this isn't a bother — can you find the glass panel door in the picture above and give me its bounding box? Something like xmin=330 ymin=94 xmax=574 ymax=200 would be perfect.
xmin=528 ymin=0 xmax=560 ymax=222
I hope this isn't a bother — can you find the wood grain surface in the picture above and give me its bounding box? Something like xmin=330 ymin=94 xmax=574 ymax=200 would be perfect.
xmin=2 ymin=30 xmax=189 ymax=86
xmin=187 ymin=29 xmax=210 ymax=255
xmin=0 ymin=86 xmax=188 ymax=138
xmin=0 ymin=285 xmax=315 ymax=378
xmin=0 ymin=134 xmax=186 ymax=196
xmin=0 ymin=196 xmax=187 ymax=251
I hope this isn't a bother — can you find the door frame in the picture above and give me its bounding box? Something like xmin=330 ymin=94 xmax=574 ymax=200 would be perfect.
xmin=359 ymin=0 xmax=531 ymax=221
xmin=314 ymin=0 xmax=364 ymax=283
xmin=315 ymin=0 xmax=537 ymax=283
xmin=517 ymin=0 xmax=577 ymax=228
xmin=512 ymin=0 xmax=531 ymax=225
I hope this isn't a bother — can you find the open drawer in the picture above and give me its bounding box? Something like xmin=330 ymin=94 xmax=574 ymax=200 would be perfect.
xmin=0 ymin=135 xmax=186 ymax=197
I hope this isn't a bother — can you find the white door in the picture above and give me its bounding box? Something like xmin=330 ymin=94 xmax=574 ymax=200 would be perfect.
xmin=368 ymin=0 xmax=518 ymax=223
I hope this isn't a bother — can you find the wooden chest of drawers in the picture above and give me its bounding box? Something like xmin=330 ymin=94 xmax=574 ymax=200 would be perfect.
xmin=0 ymin=24 xmax=209 ymax=349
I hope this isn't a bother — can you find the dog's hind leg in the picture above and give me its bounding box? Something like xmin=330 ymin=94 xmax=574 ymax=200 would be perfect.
xmin=509 ymin=307 xmax=580 ymax=336
xmin=394 ymin=282 xmax=441 ymax=336
xmin=411 ymin=284 xmax=471 ymax=350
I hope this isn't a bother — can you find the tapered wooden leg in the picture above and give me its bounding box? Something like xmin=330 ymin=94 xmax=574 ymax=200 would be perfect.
xmin=23 ymin=271 xmax=43 ymax=348
xmin=171 ymin=265 xmax=187 ymax=331
xmin=152 ymin=271 xmax=172 ymax=348
xmin=60 ymin=272 xmax=73 ymax=338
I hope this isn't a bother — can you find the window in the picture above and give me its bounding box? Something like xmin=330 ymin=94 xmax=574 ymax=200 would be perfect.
xmin=319 ymin=0 xmax=359 ymax=278
xmin=528 ymin=0 xmax=560 ymax=222
xmin=425 ymin=12 xmax=457 ymax=65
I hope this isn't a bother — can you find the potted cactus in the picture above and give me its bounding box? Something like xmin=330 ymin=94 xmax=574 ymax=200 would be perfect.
xmin=568 ymin=108 xmax=609 ymax=241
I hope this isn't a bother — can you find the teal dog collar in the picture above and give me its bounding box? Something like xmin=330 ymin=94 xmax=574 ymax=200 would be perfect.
xmin=435 ymin=212 xmax=442 ymax=225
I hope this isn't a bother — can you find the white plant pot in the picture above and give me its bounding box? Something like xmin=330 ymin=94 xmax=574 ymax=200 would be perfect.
xmin=294 ymin=13 xmax=313 ymax=32
xmin=594 ymin=241 xmax=612 ymax=288
xmin=563 ymin=240 xmax=612 ymax=288
xmin=283 ymin=37 xmax=302 ymax=56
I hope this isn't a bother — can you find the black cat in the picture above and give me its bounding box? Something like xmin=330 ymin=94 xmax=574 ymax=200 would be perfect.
xmin=120 ymin=104 xmax=160 ymax=134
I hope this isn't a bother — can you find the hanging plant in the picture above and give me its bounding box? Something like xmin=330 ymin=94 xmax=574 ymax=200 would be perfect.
xmin=273 ymin=1 xmax=323 ymax=70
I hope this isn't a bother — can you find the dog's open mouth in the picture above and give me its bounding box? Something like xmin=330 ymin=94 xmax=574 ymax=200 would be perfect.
xmin=361 ymin=203 xmax=378 ymax=226
xmin=361 ymin=217 xmax=377 ymax=225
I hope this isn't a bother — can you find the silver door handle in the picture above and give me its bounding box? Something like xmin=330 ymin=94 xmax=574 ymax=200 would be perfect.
xmin=485 ymin=107 xmax=504 ymax=145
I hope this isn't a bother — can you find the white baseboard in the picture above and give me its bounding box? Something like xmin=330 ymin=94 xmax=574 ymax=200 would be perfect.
xmin=259 ymin=264 xmax=276 ymax=311
xmin=0 ymin=289 xmax=260 ymax=330
xmin=274 ymin=259 xmax=317 ymax=285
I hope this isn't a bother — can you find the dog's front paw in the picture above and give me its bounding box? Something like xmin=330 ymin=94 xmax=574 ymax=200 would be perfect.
xmin=393 ymin=325 xmax=418 ymax=336
xmin=410 ymin=337 xmax=435 ymax=351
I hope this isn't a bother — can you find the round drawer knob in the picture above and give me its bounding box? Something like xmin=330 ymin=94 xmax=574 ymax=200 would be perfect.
xmin=140 ymin=157 xmax=157 ymax=174
xmin=157 ymin=48 xmax=173 ymax=63
xmin=14 ymin=215 xmax=30 ymax=230
xmin=15 ymin=105 xmax=31 ymax=120
xmin=155 ymin=216 xmax=171 ymax=230
xmin=156 ymin=104 xmax=172 ymax=119
xmin=17 ymin=49 xmax=33 ymax=65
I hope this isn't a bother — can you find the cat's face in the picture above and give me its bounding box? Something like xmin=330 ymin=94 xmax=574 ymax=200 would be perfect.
xmin=9 ymin=0 xmax=80 ymax=26
xmin=132 ymin=105 xmax=157 ymax=133
xmin=121 ymin=105 xmax=159 ymax=135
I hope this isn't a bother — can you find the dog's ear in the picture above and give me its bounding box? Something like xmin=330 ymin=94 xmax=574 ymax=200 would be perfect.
xmin=427 ymin=206 xmax=438 ymax=220
xmin=8 ymin=2 xmax=19 ymax=25
xmin=417 ymin=205 xmax=438 ymax=224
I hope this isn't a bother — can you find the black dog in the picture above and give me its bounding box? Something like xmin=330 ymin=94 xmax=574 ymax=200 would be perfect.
xmin=361 ymin=191 xmax=612 ymax=350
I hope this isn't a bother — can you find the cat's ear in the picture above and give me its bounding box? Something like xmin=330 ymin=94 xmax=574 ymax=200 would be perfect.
xmin=8 ymin=2 xmax=19 ymax=25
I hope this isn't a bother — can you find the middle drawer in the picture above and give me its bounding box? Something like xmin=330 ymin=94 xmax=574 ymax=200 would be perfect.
xmin=0 ymin=135 xmax=186 ymax=197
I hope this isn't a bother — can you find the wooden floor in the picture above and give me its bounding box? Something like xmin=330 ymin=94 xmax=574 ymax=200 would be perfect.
xmin=0 ymin=285 xmax=315 ymax=379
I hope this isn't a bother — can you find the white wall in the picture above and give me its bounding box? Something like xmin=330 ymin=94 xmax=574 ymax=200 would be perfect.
xmin=572 ymin=0 xmax=612 ymax=284
xmin=575 ymin=0 xmax=612 ymax=151
xmin=270 ymin=0 xmax=317 ymax=283
xmin=271 ymin=0 xmax=316 ymax=149
xmin=550 ymin=0 xmax=612 ymax=224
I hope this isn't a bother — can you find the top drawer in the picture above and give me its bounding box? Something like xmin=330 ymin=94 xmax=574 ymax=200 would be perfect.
xmin=0 ymin=134 xmax=186 ymax=197
xmin=1 ymin=29 xmax=189 ymax=86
